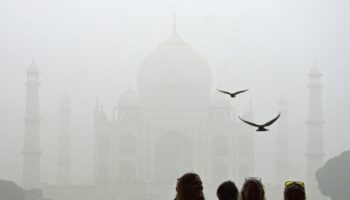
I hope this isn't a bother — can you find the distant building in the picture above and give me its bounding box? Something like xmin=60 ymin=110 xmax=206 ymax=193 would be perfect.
xmin=23 ymin=29 xmax=328 ymax=200
xmin=92 ymin=28 xmax=255 ymax=187
xmin=43 ymin=29 xmax=254 ymax=200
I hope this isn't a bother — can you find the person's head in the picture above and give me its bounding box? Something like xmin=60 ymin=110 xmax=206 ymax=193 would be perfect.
xmin=284 ymin=181 xmax=306 ymax=200
xmin=241 ymin=177 xmax=265 ymax=200
xmin=176 ymin=172 xmax=204 ymax=200
xmin=216 ymin=180 xmax=238 ymax=200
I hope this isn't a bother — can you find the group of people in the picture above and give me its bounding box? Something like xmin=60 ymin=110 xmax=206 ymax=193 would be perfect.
xmin=174 ymin=172 xmax=306 ymax=200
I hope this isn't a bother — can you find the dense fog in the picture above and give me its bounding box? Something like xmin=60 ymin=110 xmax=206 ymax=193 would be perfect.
xmin=0 ymin=0 xmax=349 ymax=200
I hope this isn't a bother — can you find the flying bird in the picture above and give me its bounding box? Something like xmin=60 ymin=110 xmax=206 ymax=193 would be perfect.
xmin=217 ymin=89 xmax=248 ymax=98
xmin=239 ymin=113 xmax=281 ymax=131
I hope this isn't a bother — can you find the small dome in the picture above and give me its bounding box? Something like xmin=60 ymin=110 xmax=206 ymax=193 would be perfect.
xmin=210 ymin=91 xmax=231 ymax=107
xmin=118 ymin=89 xmax=139 ymax=107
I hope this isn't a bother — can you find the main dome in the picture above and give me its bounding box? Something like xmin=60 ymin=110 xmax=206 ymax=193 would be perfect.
xmin=137 ymin=31 xmax=212 ymax=95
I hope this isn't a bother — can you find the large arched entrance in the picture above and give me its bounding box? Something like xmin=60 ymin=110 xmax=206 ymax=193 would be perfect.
xmin=155 ymin=132 xmax=193 ymax=184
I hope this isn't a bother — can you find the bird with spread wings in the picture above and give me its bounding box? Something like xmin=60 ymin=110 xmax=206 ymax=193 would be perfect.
xmin=217 ymin=89 xmax=248 ymax=98
xmin=239 ymin=113 xmax=281 ymax=132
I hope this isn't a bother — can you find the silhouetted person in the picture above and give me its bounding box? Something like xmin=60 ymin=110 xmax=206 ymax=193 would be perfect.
xmin=176 ymin=172 xmax=205 ymax=200
xmin=284 ymin=181 xmax=306 ymax=200
xmin=217 ymin=180 xmax=238 ymax=200
xmin=240 ymin=178 xmax=265 ymax=200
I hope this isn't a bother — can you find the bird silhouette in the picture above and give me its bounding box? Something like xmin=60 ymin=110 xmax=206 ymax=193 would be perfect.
xmin=239 ymin=113 xmax=281 ymax=131
xmin=217 ymin=89 xmax=248 ymax=98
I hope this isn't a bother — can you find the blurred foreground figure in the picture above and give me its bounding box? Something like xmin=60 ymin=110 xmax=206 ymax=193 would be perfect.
xmin=240 ymin=177 xmax=265 ymax=200
xmin=216 ymin=180 xmax=238 ymax=200
xmin=176 ymin=172 xmax=205 ymax=200
xmin=316 ymin=150 xmax=350 ymax=200
xmin=0 ymin=179 xmax=25 ymax=200
xmin=284 ymin=181 xmax=306 ymax=200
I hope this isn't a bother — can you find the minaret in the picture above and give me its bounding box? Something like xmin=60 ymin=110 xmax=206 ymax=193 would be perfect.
xmin=275 ymin=96 xmax=290 ymax=184
xmin=22 ymin=61 xmax=41 ymax=189
xmin=305 ymin=64 xmax=325 ymax=189
xmin=93 ymin=100 xmax=109 ymax=184
xmin=57 ymin=96 xmax=71 ymax=185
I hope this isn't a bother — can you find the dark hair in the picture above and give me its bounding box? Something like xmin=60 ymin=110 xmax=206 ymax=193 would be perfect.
xmin=177 ymin=172 xmax=204 ymax=200
xmin=284 ymin=184 xmax=306 ymax=200
xmin=178 ymin=173 xmax=199 ymax=187
xmin=217 ymin=180 xmax=238 ymax=200
xmin=240 ymin=179 xmax=266 ymax=200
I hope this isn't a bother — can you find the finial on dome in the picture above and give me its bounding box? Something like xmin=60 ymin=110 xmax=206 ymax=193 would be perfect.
xmin=172 ymin=13 xmax=177 ymax=33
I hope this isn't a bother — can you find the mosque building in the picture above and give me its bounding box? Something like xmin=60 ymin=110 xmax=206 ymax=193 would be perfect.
xmin=22 ymin=28 xmax=325 ymax=200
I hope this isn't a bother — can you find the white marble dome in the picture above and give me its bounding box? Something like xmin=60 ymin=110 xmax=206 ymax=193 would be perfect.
xmin=137 ymin=31 xmax=212 ymax=95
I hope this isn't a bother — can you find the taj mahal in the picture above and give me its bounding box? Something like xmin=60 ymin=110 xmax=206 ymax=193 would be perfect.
xmin=21 ymin=27 xmax=327 ymax=200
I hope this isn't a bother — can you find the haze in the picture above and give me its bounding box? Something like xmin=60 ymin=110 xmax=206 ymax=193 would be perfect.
xmin=0 ymin=0 xmax=349 ymax=198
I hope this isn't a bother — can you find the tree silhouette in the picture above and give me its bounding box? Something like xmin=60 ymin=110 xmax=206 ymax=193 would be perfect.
xmin=0 ymin=179 xmax=25 ymax=200
xmin=316 ymin=150 xmax=350 ymax=200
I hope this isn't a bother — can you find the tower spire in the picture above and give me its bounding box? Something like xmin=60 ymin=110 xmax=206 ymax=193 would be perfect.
xmin=57 ymin=96 xmax=71 ymax=185
xmin=22 ymin=61 xmax=41 ymax=189
xmin=305 ymin=63 xmax=325 ymax=197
